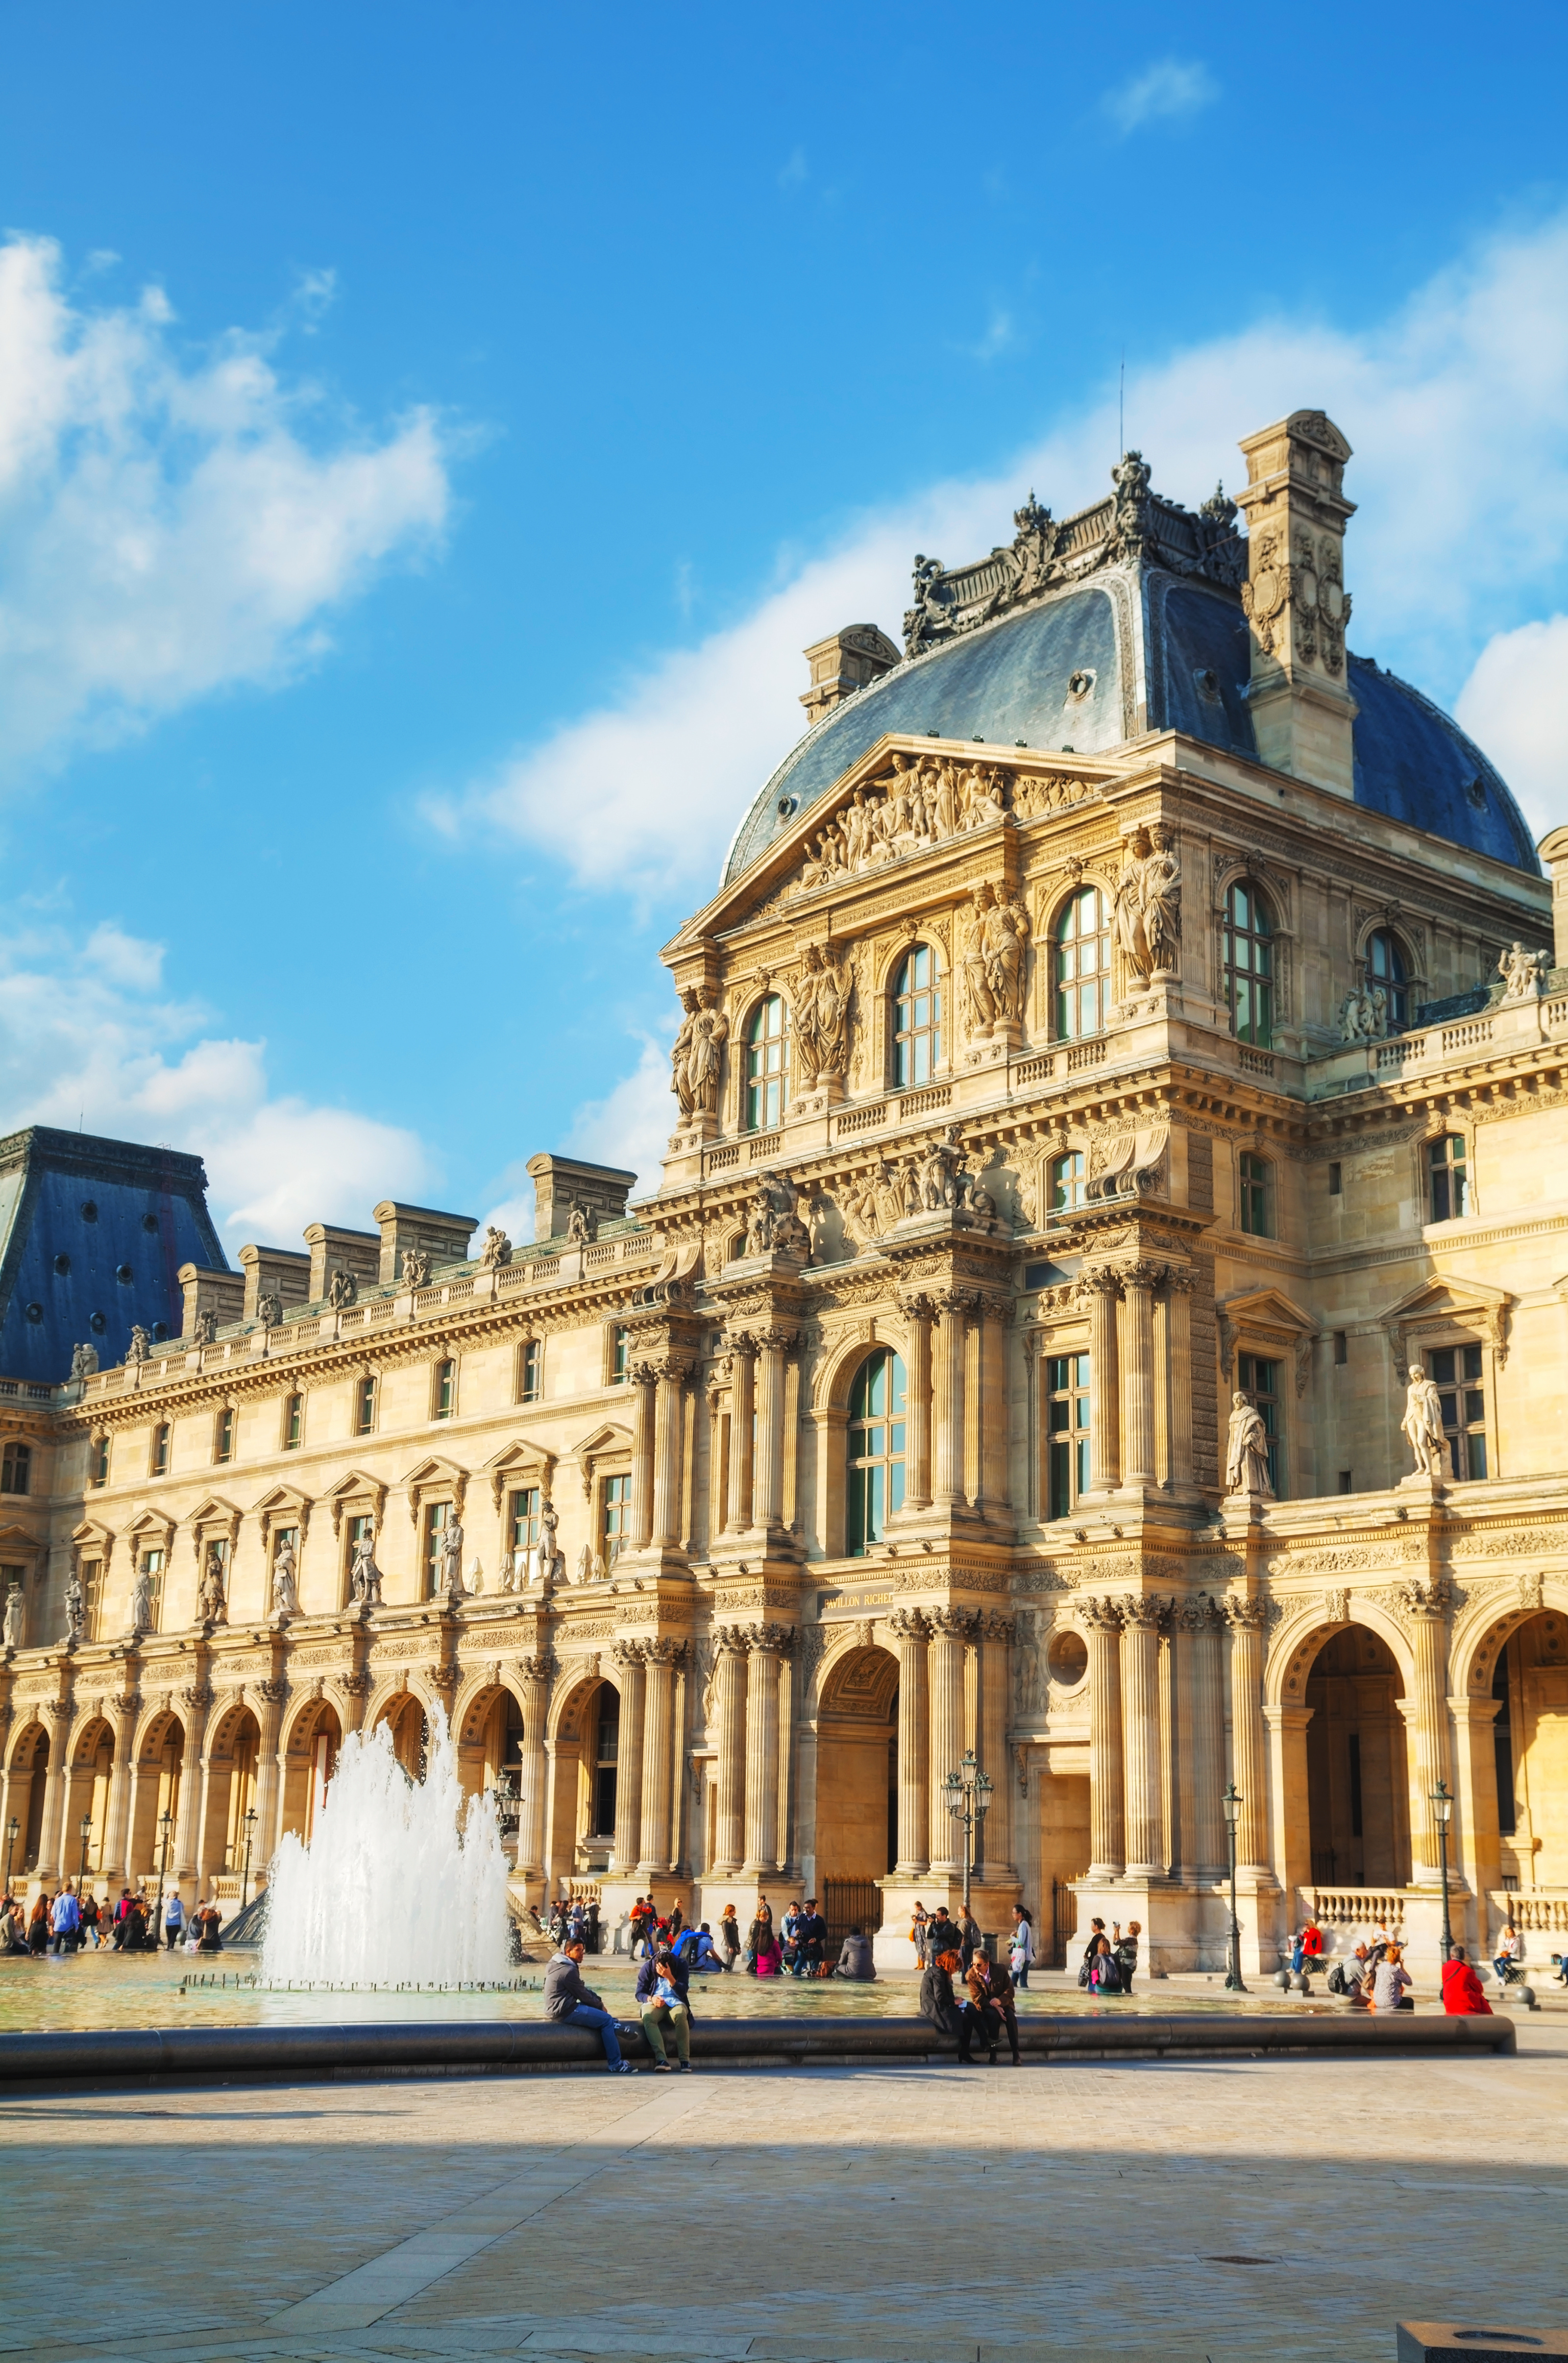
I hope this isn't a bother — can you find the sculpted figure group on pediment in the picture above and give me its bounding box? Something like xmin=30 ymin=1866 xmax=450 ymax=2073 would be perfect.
xmin=793 ymin=752 xmax=1049 ymax=895
xmin=835 ymin=1127 xmax=1002 ymax=1252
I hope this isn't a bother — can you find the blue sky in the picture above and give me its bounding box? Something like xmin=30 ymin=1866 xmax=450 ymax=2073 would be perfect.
xmin=2 ymin=1 xmax=1568 ymax=1253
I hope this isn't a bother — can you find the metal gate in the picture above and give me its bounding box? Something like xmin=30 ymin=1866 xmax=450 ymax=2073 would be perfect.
xmin=823 ymin=1879 xmax=882 ymax=1947
xmin=1049 ymin=1878 xmax=1078 ymax=1970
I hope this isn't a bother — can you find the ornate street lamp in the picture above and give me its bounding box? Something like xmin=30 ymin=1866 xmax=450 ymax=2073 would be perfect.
xmin=1222 ymin=1782 xmax=1247 ymax=1993
xmin=1431 ymin=1779 xmax=1455 ymax=1962
xmin=239 ymin=1806 xmax=258 ymax=1912
xmin=77 ymin=1809 xmax=93 ymax=1898
xmin=154 ymin=1805 xmax=174 ymax=1949
xmin=943 ymin=1750 xmax=993 ymax=1917
xmin=3 ymin=1815 xmax=19 ymax=1893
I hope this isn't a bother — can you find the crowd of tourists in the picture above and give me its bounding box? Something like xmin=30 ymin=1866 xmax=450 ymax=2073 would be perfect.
xmin=0 ymin=1881 xmax=224 ymax=1958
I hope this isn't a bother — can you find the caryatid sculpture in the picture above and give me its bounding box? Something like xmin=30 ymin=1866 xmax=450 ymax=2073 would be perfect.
xmin=1400 ymin=1364 xmax=1449 ymax=1482
xmin=128 ymin=1568 xmax=154 ymax=1636
xmin=794 ymin=944 xmax=853 ymax=1087
xmin=1114 ymin=823 xmax=1183 ymax=982
xmin=2 ymin=1582 xmax=22 ymax=1649
xmin=439 ymin=1514 xmax=466 ymax=1603
xmin=271 ymin=1536 xmax=299 ymax=1617
xmin=1224 ymin=1390 xmax=1274 ymax=1498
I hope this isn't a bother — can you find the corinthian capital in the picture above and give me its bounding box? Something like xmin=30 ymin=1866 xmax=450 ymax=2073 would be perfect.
xmin=885 ymin=1608 xmax=930 ymax=1643
xmin=980 ymin=1610 xmax=1016 ymax=1645
xmin=926 ymin=1606 xmax=977 ymax=1640
xmin=711 ymin=1623 xmax=753 ymax=1656
xmin=1118 ymin=1594 xmax=1171 ymax=1631
xmin=611 ymin=1640 xmax=647 ymax=1671
xmin=1078 ymin=1595 xmax=1125 ymax=1630
xmin=1223 ymin=1596 xmax=1269 ymax=1632
xmin=642 ymin=1637 xmax=688 ymax=1668
xmin=517 ymin=1652 xmax=557 ymax=1685
xmin=749 ymin=1622 xmax=795 ymax=1656
xmin=1076 ymin=1267 xmax=1124 ymax=1304
xmin=1398 ymin=1574 xmax=1458 ymax=1620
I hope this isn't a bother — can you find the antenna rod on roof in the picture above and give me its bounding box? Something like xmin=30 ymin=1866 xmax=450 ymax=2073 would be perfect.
xmin=1119 ymin=355 xmax=1125 ymax=456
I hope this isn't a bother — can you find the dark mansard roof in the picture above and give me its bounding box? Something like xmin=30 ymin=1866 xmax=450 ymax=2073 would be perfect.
xmin=722 ymin=459 xmax=1539 ymax=885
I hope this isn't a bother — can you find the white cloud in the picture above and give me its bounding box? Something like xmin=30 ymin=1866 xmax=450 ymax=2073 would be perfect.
xmin=1103 ymin=59 xmax=1220 ymax=135
xmin=566 ymin=1034 xmax=674 ymax=1206
xmin=445 ymin=208 xmax=1568 ymax=899
xmin=0 ymin=235 xmax=453 ymax=775
xmin=0 ymin=916 xmax=432 ymax=1247
xmin=1455 ymin=615 xmax=1568 ymax=835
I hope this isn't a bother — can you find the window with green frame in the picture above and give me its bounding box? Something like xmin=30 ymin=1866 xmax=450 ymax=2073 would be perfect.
xmin=1054 ymin=885 xmax=1112 ymax=1040
xmin=1431 ymin=1343 xmax=1487 ymax=1479
xmin=1236 ymin=1352 xmax=1282 ymax=1495
xmin=1238 ymin=1151 xmax=1273 ymax=1236
xmin=892 ymin=944 xmax=942 ymax=1086
xmin=602 ymin=1471 xmax=632 ymax=1564
xmin=422 ymin=1499 xmax=451 ymax=1597
xmin=1047 ymin=1354 xmax=1090 ymax=1518
xmin=1224 ymin=881 xmax=1274 ymax=1046
xmin=846 ymin=1349 xmax=906 ymax=1555
xmin=1048 ymin=1150 xmax=1087 ymax=1212
xmin=744 ymin=994 xmax=789 ymax=1132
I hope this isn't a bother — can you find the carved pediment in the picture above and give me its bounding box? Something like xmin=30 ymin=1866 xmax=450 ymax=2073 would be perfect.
xmin=400 ymin=1454 xmax=469 ymax=1525
xmin=571 ymin=1422 xmax=633 ymax=1496
xmin=1377 ymin=1273 xmax=1513 ymax=1378
xmin=483 ymin=1437 xmax=558 ymax=1511
xmin=323 ymin=1468 xmax=389 ymax=1536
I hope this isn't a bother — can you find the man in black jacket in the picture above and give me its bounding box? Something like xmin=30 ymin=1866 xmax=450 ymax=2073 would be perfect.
xmin=543 ymin=1940 xmax=635 ymax=2073
xmin=918 ymin=1948 xmax=974 ymax=2063
xmin=791 ymin=1899 xmax=829 ymax=1978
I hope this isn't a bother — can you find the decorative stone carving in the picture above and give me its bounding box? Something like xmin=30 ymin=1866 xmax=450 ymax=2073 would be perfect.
xmin=61 ymin=1570 xmax=85 ymax=1648
xmin=126 ymin=1325 xmax=151 ymax=1366
xmin=794 ymin=944 xmax=854 ymax=1086
xmin=1497 ymin=942 xmax=1549 ymax=1005
xmin=1324 ymin=1588 xmax=1348 ymax=1626
xmin=256 ymin=1290 xmax=283 ymax=1329
xmin=564 ymin=1199 xmax=597 ymax=1246
xmin=198 ymin=1545 xmax=228 ymax=1625
xmin=349 ymin=1523 xmax=384 ymax=1607
xmin=1400 ymin=1365 xmax=1448 ymax=1482
xmin=478 ymin=1227 xmax=512 ymax=1271
xmin=400 ymin=1249 xmax=432 ymax=1290
xmin=2 ymin=1583 xmax=24 ymax=1649
xmin=1113 ymin=823 xmax=1181 ymax=980
xmin=1078 ymin=1595 xmax=1125 ymax=1630
xmin=670 ymin=984 xmax=729 ymax=1125
xmin=69 ymin=1341 xmax=98 ymax=1380
xmin=959 ymin=880 xmax=1030 ymax=1036
xmin=739 ymin=1171 xmax=811 ymax=1261
xmin=194 ymin=1309 xmax=218 ymax=1345
xmin=1224 ymin=1392 xmax=1274 ymax=1498
xmin=271 ymin=1537 xmax=299 ymax=1618
xmin=325 ymin=1267 xmax=357 ymax=1311
xmin=1118 ymin=1594 xmax=1170 ymax=1631
xmin=1338 ymin=982 xmax=1389 ymax=1042
xmin=1222 ymin=1596 xmax=1269 ymax=1632
xmin=438 ymin=1514 xmax=466 ymax=1603
xmin=1518 ymin=1569 xmax=1545 ymax=1613
xmin=127 ymin=1570 xmax=154 ymax=1637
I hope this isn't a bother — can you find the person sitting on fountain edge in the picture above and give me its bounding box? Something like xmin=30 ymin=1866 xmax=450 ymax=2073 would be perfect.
xmin=543 ymin=1935 xmax=635 ymax=2074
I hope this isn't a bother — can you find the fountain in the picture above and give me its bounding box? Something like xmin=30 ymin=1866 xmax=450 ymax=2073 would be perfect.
xmin=260 ymin=1702 xmax=512 ymax=1985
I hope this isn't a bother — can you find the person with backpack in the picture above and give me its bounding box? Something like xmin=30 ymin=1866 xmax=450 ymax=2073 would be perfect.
xmin=1085 ymin=1935 xmax=1121 ymax=1995
xmin=1078 ymin=1917 xmax=1108 ymax=1988
xmin=1112 ymin=1919 xmax=1141 ymax=1994
xmin=687 ymin=1922 xmax=728 ymax=1974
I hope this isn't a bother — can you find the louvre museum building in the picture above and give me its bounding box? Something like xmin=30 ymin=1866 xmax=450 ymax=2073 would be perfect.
xmin=3 ymin=406 xmax=1567 ymax=1980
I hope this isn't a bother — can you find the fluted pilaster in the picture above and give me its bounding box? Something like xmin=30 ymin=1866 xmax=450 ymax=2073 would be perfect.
xmin=1166 ymin=1269 xmax=1195 ymax=1490
xmin=886 ymin=1609 xmax=930 ymax=1874
xmin=978 ymin=1611 xmax=1015 ymax=1880
xmin=651 ymin=1361 xmax=691 ymax=1551
xmin=752 ymin=1332 xmax=795 ymax=1534
xmin=1178 ymin=1597 xmax=1226 ymax=1877
xmin=932 ymin=1293 xmax=974 ymax=1509
xmin=639 ymin=1639 xmax=683 ymax=1872
xmin=1402 ymin=1576 xmax=1457 ymax=1884
xmin=711 ymin=1627 xmax=749 ymax=1874
xmin=610 ymin=1643 xmax=646 ymax=1874
xmin=743 ymin=1625 xmax=791 ymax=1873
xmin=1082 ymin=1598 xmax=1126 ymax=1876
xmin=1223 ymin=1598 xmax=1271 ymax=1874
xmin=926 ymin=1607 xmax=973 ymax=1873
xmin=725 ymin=1343 xmax=756 ymax=1532
xmin=249 ymin=1678 xmax=287 ymax=1867
xmin=900 ymin=1296 xmax=933 ymax=1511
xmin=1119 ymin=1595 xmax=1168 ymax=1876
xmin=515 ymin=1654 xmax=553 ymax=1879
xmin=629 ymin=1371 xmax=657 ymax=1553
xmin=1080 ymin=1272 xmax=1122 ymax=1493
xmin=173 ymin=1683 xmax=214 ymax=1882
xmin=1120 ymin=1264 xmax=1160 ymax=1490
xmin=978 ymin=1303 xmax=1011 ymax=1520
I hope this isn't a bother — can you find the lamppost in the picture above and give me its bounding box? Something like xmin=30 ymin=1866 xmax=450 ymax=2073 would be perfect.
xmin=942 ymin=1751 xmax=993 ymax=1918
xmin=1222 ymin=1782 xmax=1247 ymax=1992
xmin=77 ymin=1809 xmax=93 ymax=1898
xmin=3 ymin=1815 xmax=18 ymax=1893
xmin=239 ymin=1806 xmax=258 ymax=1912
xmin=1431 ymin=1779 xmax=1455 ymax=1962
xmin=154 ymin=1805 xmax=173 ymax=1948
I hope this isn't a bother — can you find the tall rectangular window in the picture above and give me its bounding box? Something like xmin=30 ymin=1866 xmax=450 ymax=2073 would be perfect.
xmin=1328 ymin=1161 xmax=1342 ymax=1197
xmin=592 ymin=1686 xmax=619 ymax=1837
xmin=434 ymin=1358 xmax=456 ymax=1420
xmin=609 ymin=1326 xmax=629 ymax=1385
xmin=518 ymin=1339 xmax=542 ymax=1403
xmin=1238 ymin=1152 xmax=1273 ymax=1237
xmin=1237 ymin=1353 xmax=1282 ymax=1496
xmin=422 ymin=1499 xmax=451 ymax=1598
xmin=151 ymin=1421 xmax=171 ymax=1475
xmin=139 ymin=1548 xmax=165 ymax=1630
xmin=215 ymin=1405 xmax=235 ymax=1464
xmin=1 ymin=1440 xmax=31 ymax=1495
xmin=509 ymin=1486 xmax=541 ymax=1570
xmin=80 ymin=1559 xmax=103 ymax=1641
xmin=283 ymin=1393 xmax=303 ymax=1450
xmin=1047 ymin=1354 xmax=1091 ymax=1520
xmin=601 ymin=1472 xmax=631 ymax=1565
xmin=91 ymin=1434 xmax=110 ymax=1488
xmin=1431 ymin=1343 xmax=1487 ymax=1479
xmin=355 ymin=1375 xmax=377 ymax=1435
xmin=1428 ymin=1134 xmax=1468 ymax=1222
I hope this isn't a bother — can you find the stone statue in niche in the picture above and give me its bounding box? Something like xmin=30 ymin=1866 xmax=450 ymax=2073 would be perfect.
xmin=670 ymin=985 xmax=700 ymax=1117
xmin=438 ymin=1515 xmax=466 ymax=1602
xmin=564 ymin=1199 xmax=597 ymax=1246
xmin=194 ymin=1309 xmax=218 ymax=1345
xmin=479 ymin=1226 xmax=512 ymax=1270
xmin=2 ymin=1583 xmax=23 ymax=1649
xmin=69 ymin=1341 xmax=99 ymax=1381
xmin=959 ymin=881 xmax=1030 ymax=1036
xmin=326 ymin=1267 xmax=357 ymax=1311
xmin=401 ymin=1248 xmax=432 ymax=1290
xmin=794 ymin=945 xmax=854 ymax=1087
xmin=61 ymin=1569 xmax=85 ymax=1647
xmin=1338 ymin=983 xmax=1388 ymax=1043
xmin=1400 ymin=1364 xmax=1448 ymax=1482
xmin=1114 ymin=824 xmax=1182 ymax=982
xmin=1497 ymin=942 xmax=1549 ymax=1004
xmin=256 ymin=1291 xmax=283 ymax=1329
xmin=349 ymin=1523 xmax=384 ymax=1607
xmin=271 ymin=1536 xmax=299 ymax=1618
xmin=128 ymin=1569 xmax=154 ymax=1635
xmin=1224 ymin=1391 xmax=1274 ymax=1498
xmin=686 ymin=987 xmax=729 ymax=1117
xmin=535 ymin=1498 xmax=561 ymax=1589
xmin=198 ymin=1545 xmax=228 ymax=1625
xmin=126 ymin=1325 xmax=151 ymax=1366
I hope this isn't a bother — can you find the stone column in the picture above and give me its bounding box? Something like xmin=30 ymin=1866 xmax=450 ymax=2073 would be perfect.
xmin=977 ymin=1611 xmax=1015 ymax=1881
xmin=1120 ymin=1596 xmax=1167 ymax=1878
xmin=610 ymin=1643 xmax=646 ymax=1875
xmin=753 ymin=1333 xmax=794 ymax=1536
xmin=36 ymin=1700 xmax=70 ymax=1881
xmin=101 ymin=1690 xmax=140 ymax=1885
xmin=711 ymin=1628 xmax=748 ymax=1875
xmin=651 ymin=1363 xmax=689 ymax=1551
xmin=340 ymin=1668 xmax=372 ymax=1738
xmin=1165 ymin=1270 xmax=1196 ymax=1491
xmin=638 ymin=1640 xmax=681 ymax=1873
xmin=926 ymin=1607 xmax=972 ymax=1875
xmin=1404 ymin=1577 xmax=1456 ymax=1886
xmin=743 ymin=1625 xmax=790 ymax=1874
xmin=1180 ymin=1597 xmax=1227 ymax=1878
xmin=726 ymin=1342 xmax=756 ymax=1532
xmin=978 ymin=1303 xmax=1011 ymax=1523
xmin=516 ymin=1654 xmax=552 ymax=1885
xmin=886 ymin=1609 xmax=930 ymax=1875
xmin=173 ymin=1683 xmax=213 ymax=1883
xmin=900 ymin=1296 xmax=933 ymax=1511
xmin=250 ymin=1678 xmax=288 ymax=1869
xmin=1121 ymin=1264 xmax=1159 ymax=1492
xmin=1083 ymin=1599 xmax=1126 ymax=1877
xmin=1224 ymin=1598 xmax=1271 ymax=1875
xmin=932 ymin=1294 xmax=973 ymax=1510
xmin=1081 ymin=1271 xmax=1123 ymax=1493
xmin=629 ymin=1370 xmax=657 ymax=1553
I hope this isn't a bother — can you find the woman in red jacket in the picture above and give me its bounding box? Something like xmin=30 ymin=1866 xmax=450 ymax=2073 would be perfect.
xmin=1440 ymin=1946 xmax=1493 ymax=2015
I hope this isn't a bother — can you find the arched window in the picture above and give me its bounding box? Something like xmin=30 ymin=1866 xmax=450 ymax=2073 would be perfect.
xmin=1049 ymin=1150 xmax=1086 ymax=1212
xmin=745 ymin=995 xmax=790 ymax=1132
xmin=1224 ymin=881 xmax=1274 ymax=1046
xmin=1238 ymin=1151 xmax=1273 ymax=1237
xmin=892 ymin=945 xmax=942 ymax=1086
xmin=1366 ymin=928 xmax=1409 ymax=1030
xmin=1054 ymin=886 xmax=1112 ymax=1040
xmin=846 ymin=1348 xmax=906 ymax=1556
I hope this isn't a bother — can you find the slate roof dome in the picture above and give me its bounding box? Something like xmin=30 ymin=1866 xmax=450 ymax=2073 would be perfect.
xmin=722 ymin=455 xmax=1539 ymax=885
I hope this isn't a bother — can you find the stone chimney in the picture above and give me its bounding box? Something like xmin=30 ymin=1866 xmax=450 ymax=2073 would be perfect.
xmin=526 ymin=1153 xmax=638 ymax=1242
xmin=302 ymin=1223 xmax=382 ymax=1304
xmin=176 ymin=1262 xmax=246 ymax=1340
xmin=800 ymin=624 xmax=900 ymax=728
xmin=237 ymin=1242 xmax=312 ymax=1324
xmin=1235 ymin=411 xmax=1357 ymax=796
xmin=371 ymin=1201 xmax=478 ymax=1287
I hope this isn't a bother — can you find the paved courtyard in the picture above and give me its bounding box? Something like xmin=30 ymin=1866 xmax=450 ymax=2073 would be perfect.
xmin=1 ymin=2019 xmax=1564 ymax=2363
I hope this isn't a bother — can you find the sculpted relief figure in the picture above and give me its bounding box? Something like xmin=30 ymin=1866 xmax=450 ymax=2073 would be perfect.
xmin=439 ymin=1514 xmax=466 ymax=1603
xmin=670 ymin=985 xmax=700 ymax=1117
xmin=794 ymin=945 xmax=853 ymax=1087
xmin=198 ymin=1545 xmax=228 ymax=1625
xmin=2 ymin=1582 xmax=22 ymax=1649
xmin=685 ymin=987 xmax=729 ymax=1118
xmin=69 ymin=1341 xmax=98 ymax=1381
xmin=479 ymin=1225 xmax=512 ymax=1270
xmin=960 ymin=881 xmax=1030 ymax=1037
xmin=1400 ymin=1364 xmax=1449 ymax=1482
xmin=564 ymin=1198 xmax=596 ymax=1245
xmin=1225 ymin=1391 xmax=1274 ymax=1498
xmin=326 ymin=1266 xmax=357 ymax=1311
xmin=1497 ymin=941 xmax=1549 ymax=1005
xmin=126 ymin=1324 xmax=151 ymax=1366
xmin=350 ymin=1523 xmax=383 ymax=1607
xmin=1338 ymin=983 xmax=1388 ymax=1043
xmin=128 ymin=1568 xmax=154 ymax=1636
xmin=271 ymin=1537 xmax=299 ymax=1617
xmin=62 ymin=1569 xmax=85 ymax=1647
xmin=256 ymin=1290 xmax=283 ymax=1329
xmin=792 ymin=749 xmax=1031 ymax=900
xmin=1114 ymin=824 xmax=1181 ymax=983
xmin=400 ymin=1248 xmax=431 ymax=1290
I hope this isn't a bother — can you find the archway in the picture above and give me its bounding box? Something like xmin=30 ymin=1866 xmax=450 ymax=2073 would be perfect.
xmin=67 ymin=1715 xmax=115 ymax=1886
xmin=377 ymin=1692 xmax=428 ymax=1781
xmin=1304 ymin=1625 xmax=1410 ymax=1888
xmin=278 ymin=1696 xmax=343 ymax=1849
xmin=1492 ymin=1607 xmax=1568 ymax=1891
xmin=199 ymin=1704 xmax=262 ymax=1888
xmin=128 ymin=1711 xmax=184 ymax=1884
xmin=546 ymin=1671 xmax=621 ymax=1882
xmin=814 ymin=1643 xmax=898 ymax=1944
xmin=7 ymin=1720 xmax=49 ymax=1876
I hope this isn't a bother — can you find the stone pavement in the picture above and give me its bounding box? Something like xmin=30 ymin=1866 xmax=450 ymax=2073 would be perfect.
xmin=1 ymin=2019 xmax=1564 ymax=2363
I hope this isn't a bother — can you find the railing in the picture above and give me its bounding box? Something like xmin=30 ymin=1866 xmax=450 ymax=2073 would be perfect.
xmin=446 ymin=1277 xmax=474 ymax=1303
xmin=1238 ymin=1046 xmax=1275 ymax=1078
xmin=836 ymin=1104 xmax=886 ymax=1136
xmin=1012 ymin=1053 xmax=1054 ymax=1087
xmin=747 ymin=1132 xmax=782 ymax=1162
xmin=1066 ymin=1039 xmax=1106 ymax=1072
xmin=528 ymin=1257 xmax=562 ymax=1285
xmin=706 ymin=1145 xmax=740 ymax=1174
xmin=370 ymin=1298 xmax=396 ymax=1322
xmin=415 ymin=1286 xmax=445 ymax=1312
xmin=1547 ymin=996 xmax=1568 ymax=1031
xmin=1488 ymin=1889 xmax=1568 ymax=1944
xmin=339 ymin=1306 xmax=367 ymax=1330
xmin=899 ymin=1083 xmax=952 ymax=1119
xmin=584 ymin=1241 xmax=616 ymax=1271
xmin=497 ymin=1261 xmax=531 ymax=1288
xmin=1375 ymin=1040 xmax=1412 ymax=1069
xmin=1310 ymin=1888 xmax=1407 ymax=1933
xmin=1442 ymin=1018 xmax=1493 ymax=1056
